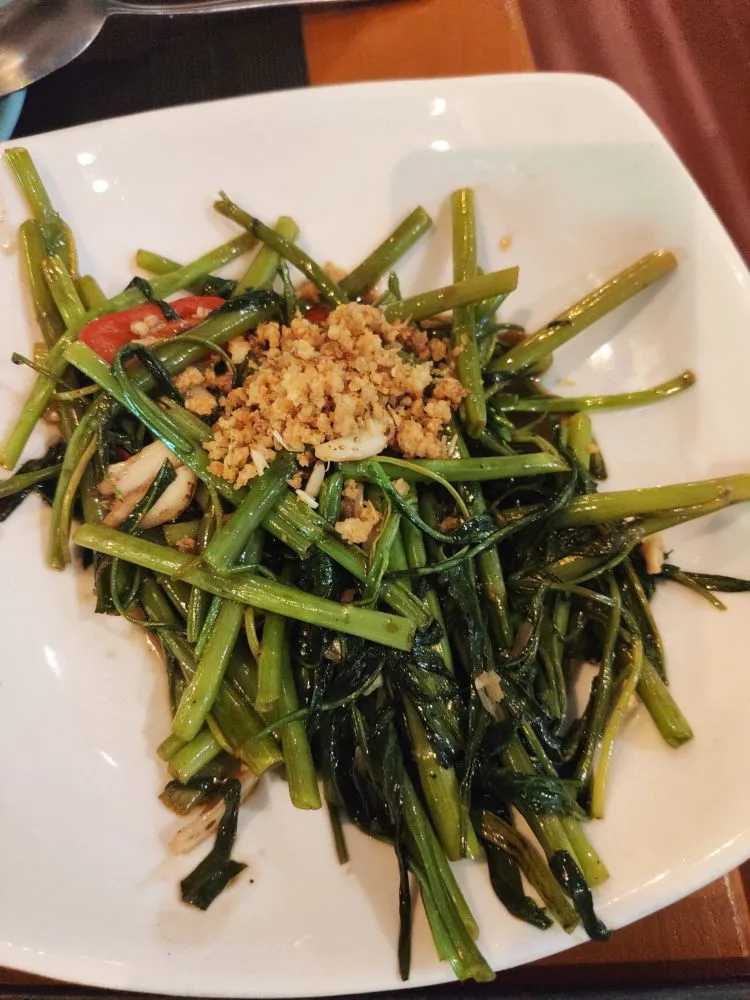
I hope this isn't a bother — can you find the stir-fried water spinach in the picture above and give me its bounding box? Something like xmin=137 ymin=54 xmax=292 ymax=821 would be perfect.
xmin=2 ymin=147 xmax=749 ymax=983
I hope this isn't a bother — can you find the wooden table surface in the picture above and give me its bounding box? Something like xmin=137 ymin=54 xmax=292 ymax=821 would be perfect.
xmin=6 ymin=0 xmax=750 ymax=996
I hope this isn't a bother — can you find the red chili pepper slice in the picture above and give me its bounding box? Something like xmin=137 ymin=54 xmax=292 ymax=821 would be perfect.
xmin=79 ymin=295 xmax=225 ymax=363
xmin=304 ymin=304 xmax=331 ymax=325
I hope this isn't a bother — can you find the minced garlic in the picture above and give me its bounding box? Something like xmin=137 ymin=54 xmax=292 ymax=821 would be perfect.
xmin=335 ymin=500 xmax=381 ymax=544
xmin=200 ymin=302 xmax=465 ymax=488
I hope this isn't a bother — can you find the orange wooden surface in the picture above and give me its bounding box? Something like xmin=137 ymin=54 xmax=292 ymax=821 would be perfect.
xmin=303 ymin=0 xmax=535 ymax=85
xmin=536 ymin=870 xmax=750 ymax=984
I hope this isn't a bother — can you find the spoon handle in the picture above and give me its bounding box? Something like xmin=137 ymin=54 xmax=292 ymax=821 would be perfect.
xmin=106 ymin=0 xmax=347 ymax=12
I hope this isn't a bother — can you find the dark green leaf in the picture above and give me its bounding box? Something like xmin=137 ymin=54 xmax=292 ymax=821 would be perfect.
xmin=377 ymin=718 xmax=413 ymax=981
xmin=121 ymin=459 xmax=176 ymax=535
xmin=180 ymin=777 xmax=247 ymax=910
xmin=485 ymin=841 xmax=552 ymax=929
xmin=197 ymin=275 xmax=236 ymax=299
xmin=478 ymin=765 xmax=582 ymax=817
xmin=115 ymin=342 xmax=185 ymax=406
xmin=436 ymin=560 xmax=493 ymax=677
xmin=549 ymin=850 xmax=610 ymax=941
xmin=390 ymin=648 xmax=464 ymax=767
xmin=500 ymin=674 xmax=564 ymax=763
xmin=213 ymin=288 xmax=284 ymax=316
xmin=125 ymin=276 xmax=179 ymax=321
xmin=0 ymin=442 xmax=64 ymax=522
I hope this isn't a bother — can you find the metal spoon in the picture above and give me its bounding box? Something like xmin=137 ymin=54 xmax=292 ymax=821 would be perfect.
xmin=0 ymin=0 xmax=350 ymax=99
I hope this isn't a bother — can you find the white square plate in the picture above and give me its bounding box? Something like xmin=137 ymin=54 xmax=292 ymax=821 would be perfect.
xmin=1 ymin=74 xmax=749 ymax=997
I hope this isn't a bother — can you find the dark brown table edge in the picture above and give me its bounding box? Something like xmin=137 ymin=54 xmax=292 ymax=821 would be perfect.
xmin=2 ymin=982 xmax=750 ymax=1000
